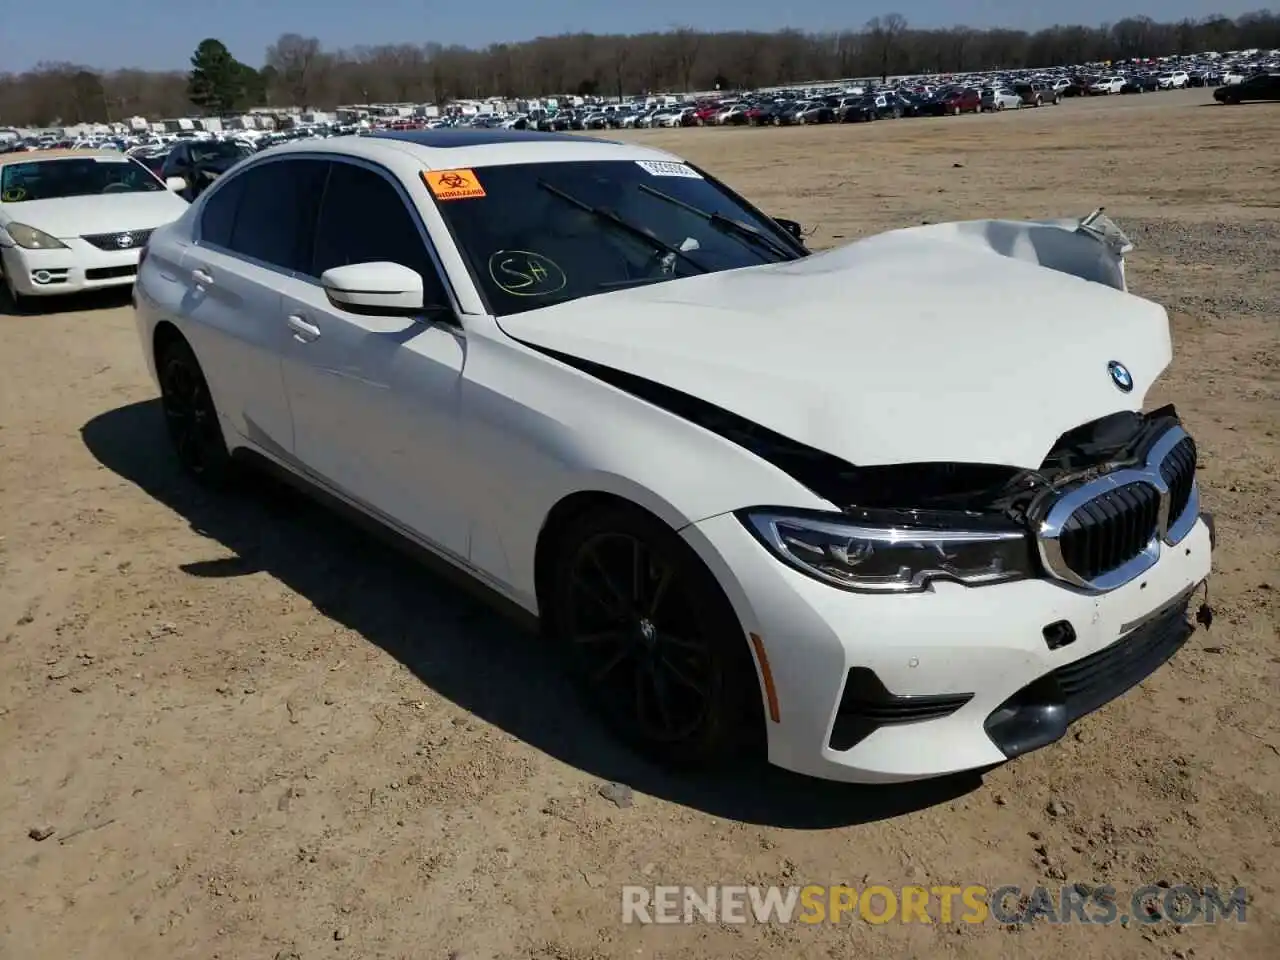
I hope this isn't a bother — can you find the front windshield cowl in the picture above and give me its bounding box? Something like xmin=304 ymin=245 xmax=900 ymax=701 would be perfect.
xmin=427 ymin=158 xmax=806 ymax=318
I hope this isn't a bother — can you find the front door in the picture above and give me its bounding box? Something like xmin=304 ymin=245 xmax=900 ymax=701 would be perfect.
xmin=278 ymin=158 xmax=470 ymax=559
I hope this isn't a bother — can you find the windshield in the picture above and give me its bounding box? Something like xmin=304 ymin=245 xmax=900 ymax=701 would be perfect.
xmin=0 ymin=156 xmax=163 ymax=203
xmin=190 ymin=141 xmax=253 ymax=164
xmin=429 ymin=159 xmax=804 ymax=317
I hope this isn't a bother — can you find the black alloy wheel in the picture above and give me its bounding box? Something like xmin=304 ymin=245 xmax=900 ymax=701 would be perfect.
xmin=553 ymin=506 xmax=761 ymax=767
xmin=158 ymin=337 xmax=233 ymax=485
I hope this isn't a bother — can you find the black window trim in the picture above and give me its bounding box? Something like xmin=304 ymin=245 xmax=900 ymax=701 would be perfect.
xmin=193 ymin=151 xmax=462 ymax=318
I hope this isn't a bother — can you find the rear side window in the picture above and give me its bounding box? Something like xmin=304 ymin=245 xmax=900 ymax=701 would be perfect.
xmin=225 ymin=159 xmax=327 ymax=273
xmin=310 ymin=161 xmax=448 ymax=303
xmin=198 ymin=175 xmax=244 ymax=248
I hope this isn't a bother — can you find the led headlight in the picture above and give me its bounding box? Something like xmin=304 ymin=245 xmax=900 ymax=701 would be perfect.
xmin=740 ymin=510 xmax=1035 ymax=594
xmin=5 ymin=223 xmax=68 ymax=250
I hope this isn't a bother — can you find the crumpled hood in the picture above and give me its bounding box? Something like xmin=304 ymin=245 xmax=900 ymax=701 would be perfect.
xmin=3 ymin=190 xmax=189 ymax=239
xmin=497 ymin=225 xmax=1172 ymax=470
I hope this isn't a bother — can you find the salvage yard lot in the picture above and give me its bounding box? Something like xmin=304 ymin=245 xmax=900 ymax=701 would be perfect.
xmin=1 ymin=87 xmax=1277 ymax=959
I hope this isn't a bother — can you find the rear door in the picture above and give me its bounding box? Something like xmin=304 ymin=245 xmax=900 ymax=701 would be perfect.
xmin=177 ymin=157 xmax=327 ymax=459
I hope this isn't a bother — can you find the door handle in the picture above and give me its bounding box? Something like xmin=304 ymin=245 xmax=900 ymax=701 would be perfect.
xmin=287 ymin=314 xmax=321 ymax=342
xmin=191 ymin=268 xmax=213 ymax=286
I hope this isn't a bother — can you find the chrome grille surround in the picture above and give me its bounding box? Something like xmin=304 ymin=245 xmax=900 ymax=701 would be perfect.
xmin=1036 ymin=425 xmax=1200 ymax=592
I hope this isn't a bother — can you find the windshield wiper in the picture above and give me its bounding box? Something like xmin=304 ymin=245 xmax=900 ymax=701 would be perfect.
xmin=636 ymin=182 xmax=800 ymax=262
xmin=536 ymin=180 xmax=708 ymax=274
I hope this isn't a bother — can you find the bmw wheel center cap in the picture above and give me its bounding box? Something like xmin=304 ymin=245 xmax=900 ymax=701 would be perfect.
xmin=1108 ymin=360 xmax=1133 ymax=393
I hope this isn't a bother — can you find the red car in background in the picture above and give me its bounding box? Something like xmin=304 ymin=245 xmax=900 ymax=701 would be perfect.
xmin=693 ymin=102 xmax=722 ymax=125
xmin=937 ymin=87 xmax=983 ymax=115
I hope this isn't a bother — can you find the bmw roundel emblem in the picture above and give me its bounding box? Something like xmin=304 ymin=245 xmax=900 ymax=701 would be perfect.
xmin=1108 ymin=360 xmax=1134 ymax=393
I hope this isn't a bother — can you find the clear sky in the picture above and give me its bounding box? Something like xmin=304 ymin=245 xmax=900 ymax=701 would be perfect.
xmin=1 ymin=1 xmax=1256 ymax=72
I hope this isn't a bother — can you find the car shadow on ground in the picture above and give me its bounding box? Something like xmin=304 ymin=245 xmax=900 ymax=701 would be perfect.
xmin=0 ymin=286 xmax=133 ymax=317
xmin=82 ymin=398 xmax=986 ymax=829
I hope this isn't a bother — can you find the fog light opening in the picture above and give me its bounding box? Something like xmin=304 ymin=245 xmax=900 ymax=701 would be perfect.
xmin=1042 ymin=620 xmax=1077 ymax=651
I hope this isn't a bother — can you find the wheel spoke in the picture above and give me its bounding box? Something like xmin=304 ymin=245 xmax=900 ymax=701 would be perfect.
xmin=590 ymin=644 xmax=631 ymax=684
xmin=570 ymin=572 xmax=628 ymax=621
xmin=570 ymin=628 xmax=630 ymax=646
xmin=646 ymin=664 xmax=677 ymax=734
xmin=630 ymin=537 xmax=644 ymax=605
xmin=646 ymin=564 xmax=673 ymax=618
xmin=657 ymin=650 xmax=709 ymax=695
xmin=655 ymin=629 xmax=705 ymax=653
xmin=585 ymin=545 xmax=631 ymax=613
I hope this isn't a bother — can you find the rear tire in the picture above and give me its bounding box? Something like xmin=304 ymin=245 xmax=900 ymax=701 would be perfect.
xmin=549 ymin=503 xmax=763 ymax=768
xmin=157 ymin=335 xmax=235 ymax=487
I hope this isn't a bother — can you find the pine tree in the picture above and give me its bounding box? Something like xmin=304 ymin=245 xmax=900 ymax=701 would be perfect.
xmin=187 ymin=38 xmax=248 ymax=114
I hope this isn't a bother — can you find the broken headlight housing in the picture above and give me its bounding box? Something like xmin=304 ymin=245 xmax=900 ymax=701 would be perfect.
xmin=739 ymin=509 xmax=1036 ymax=594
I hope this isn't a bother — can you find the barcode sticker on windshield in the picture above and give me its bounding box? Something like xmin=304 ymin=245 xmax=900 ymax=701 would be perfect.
xmin=635 ymin=160 xmax=702 ymax=179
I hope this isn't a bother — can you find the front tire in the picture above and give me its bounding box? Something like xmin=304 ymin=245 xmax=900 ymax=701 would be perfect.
xmin=2 ymin=271 xmax=24 ymax=314
xmin=157 ymin=335 xmax=234 ymax=486
xmin=550 ymin=504 xmax=762 ymax=768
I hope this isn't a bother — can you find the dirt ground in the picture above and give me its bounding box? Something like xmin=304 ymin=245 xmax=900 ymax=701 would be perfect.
xmin=1 ymin=86 xmax=1277 ymax=959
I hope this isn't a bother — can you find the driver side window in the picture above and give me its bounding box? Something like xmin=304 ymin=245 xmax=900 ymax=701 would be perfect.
xmin=310 ymin=161 xmax=450 ymax=307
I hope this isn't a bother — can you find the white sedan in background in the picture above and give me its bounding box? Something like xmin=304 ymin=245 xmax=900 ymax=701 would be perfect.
xmin=132 ymin=130 xmax=1213 ymax=783
xmin=0 ymin=149 xmax=188 ymax=309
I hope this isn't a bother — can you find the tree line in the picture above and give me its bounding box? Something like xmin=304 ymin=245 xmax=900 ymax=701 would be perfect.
xmin=2 ymin=11 xmax=1279 ymax=127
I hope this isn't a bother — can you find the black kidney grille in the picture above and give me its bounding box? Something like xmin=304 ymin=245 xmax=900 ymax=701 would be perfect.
xmin=1059 ymin=481 xmax=1161 ymax=581
xmin=1159 ymin=435 xmax=1197 ymax=527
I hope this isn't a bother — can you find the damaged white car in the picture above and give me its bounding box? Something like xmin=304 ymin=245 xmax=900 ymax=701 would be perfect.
xmin=132 ymin=131 xmax=1215 ymax=783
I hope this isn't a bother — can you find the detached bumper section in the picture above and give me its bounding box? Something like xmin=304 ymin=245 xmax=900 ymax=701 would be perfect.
xmin=983 ymin=589 xmax=1195 ymax=757
xmin=827 ymin=588 xmax=1195 ymax=759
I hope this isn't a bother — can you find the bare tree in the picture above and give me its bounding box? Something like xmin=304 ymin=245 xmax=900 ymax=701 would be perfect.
xmin=609 ymin=40 xmax=632 ymax=101
xmin=265 ymin=33 xmax=323 ymax=108
xmin=865 ymin=13 xmax=908 ymax=82
xmin=669 ymin=28 xmax=702 ymax=92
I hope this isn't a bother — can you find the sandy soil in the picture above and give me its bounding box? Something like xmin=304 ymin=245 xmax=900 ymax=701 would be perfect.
xmin=1 ymin=87 xmax=1277 ymax=959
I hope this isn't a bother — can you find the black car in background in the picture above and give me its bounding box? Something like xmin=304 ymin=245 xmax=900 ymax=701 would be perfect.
xmin=131 ymin=149 xmax=171 ymax=178
xmin=160 ymin=140 xmax=254 ymax=201
xmin=1215 ymin=73 xmax=1280 ymax=103
xmin=839 ymin=97 xmax=878 ymax=122
xmin=1121 ymin=75 xmax=1161 ymax=94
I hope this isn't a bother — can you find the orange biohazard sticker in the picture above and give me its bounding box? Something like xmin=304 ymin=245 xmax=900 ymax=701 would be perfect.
xmin=422 ymin=168 xmax=486 ymax=200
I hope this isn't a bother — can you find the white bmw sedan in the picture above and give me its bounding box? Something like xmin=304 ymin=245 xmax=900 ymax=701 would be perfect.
xmin=132 ymin=130 xmax=1214 ymax=783
xmin=0 ymin=150 xmax=188 ymax=308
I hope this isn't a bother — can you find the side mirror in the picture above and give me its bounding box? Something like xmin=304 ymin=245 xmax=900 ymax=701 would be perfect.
xmin=165 ymin=176 xmax=187 ymax=192
xmin=321 ymin=261 xmax=426 ymax=315
xmin=774 ymin=217 xmax=804 ymax=242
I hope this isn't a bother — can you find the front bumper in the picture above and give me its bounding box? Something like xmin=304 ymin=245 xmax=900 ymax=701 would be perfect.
xmin=1 ymin=240 xmax=141 ymax=296
xmin=682 ymin=511 xmax=1214 ymax=783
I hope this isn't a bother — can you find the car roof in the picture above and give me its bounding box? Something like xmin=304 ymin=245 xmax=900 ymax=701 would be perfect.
xmin=264 ymin=128 xmax=683 ymax=171
xmin=0 ymin=149 xmax=122 ymax=167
